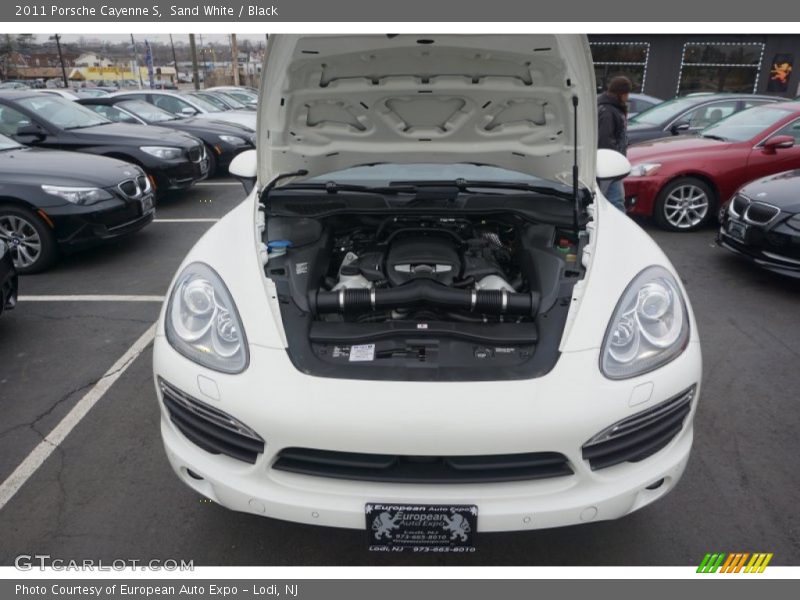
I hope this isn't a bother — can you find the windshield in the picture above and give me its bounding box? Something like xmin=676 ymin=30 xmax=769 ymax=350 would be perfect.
xmin=185 ymin=93 xmax=224 ymax=112
xmin=629 ymin=96 xmax=708 ymax=126
xmin=119 ymin=100 xmax=177 ymax=123
xmin=0 ymin=133 xmax=24 ymax=150
xmin=226 ymin=90 xmax=257 ymax=103
xmin=214 ymin=93 xmax=247 ymax=109
xmin=17 ymin=95 xmax=109 ymax=129
xmin=308 ymin=163 xmax=555 ymax=186
xmin=701 ymin=106 xmax=793 ymax=142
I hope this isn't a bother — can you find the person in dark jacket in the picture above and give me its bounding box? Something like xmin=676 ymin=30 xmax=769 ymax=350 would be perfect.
xmin=597 ymin=76 xmax=632 ymax=211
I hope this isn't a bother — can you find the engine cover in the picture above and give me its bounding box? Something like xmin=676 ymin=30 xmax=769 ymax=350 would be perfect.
xmin=385 ymin=236 xmax=460 ymax=286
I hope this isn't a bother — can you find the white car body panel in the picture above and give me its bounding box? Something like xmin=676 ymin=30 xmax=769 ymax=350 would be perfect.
xmin=153 ymin=34 xmax=702 ymax=533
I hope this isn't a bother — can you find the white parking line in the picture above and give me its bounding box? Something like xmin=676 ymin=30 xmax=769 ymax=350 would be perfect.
xmin=153 ymin=218 xmax=220 ymax=223
xmin=18 ymin=295 xmax=165 ymax=302
xmin=0 ymin=323 xmax=157 ymax=511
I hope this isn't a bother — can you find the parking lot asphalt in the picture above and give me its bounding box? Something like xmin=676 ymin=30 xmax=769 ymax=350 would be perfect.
xmin=0 ymin=181 xmax=798 ymax=566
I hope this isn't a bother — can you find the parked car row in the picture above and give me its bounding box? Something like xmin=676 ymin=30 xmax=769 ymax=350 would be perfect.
xmin=0 ymin=86 xmax=258 ymax=274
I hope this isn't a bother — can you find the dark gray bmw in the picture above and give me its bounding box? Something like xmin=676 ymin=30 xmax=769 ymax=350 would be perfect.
xmin=0 ymin=134 xmax=154 ymax=273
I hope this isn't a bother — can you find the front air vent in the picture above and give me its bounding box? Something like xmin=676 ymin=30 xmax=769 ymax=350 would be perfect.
xmin=159 ymin=378 xmax=264 ymax=464
xmin=273 ymin=448 xmax=573 ymax=483
xmin=582 ymin=386 xmax=695 ymax=470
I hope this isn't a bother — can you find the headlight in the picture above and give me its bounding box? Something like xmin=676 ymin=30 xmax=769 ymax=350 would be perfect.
xmin=787 ymin=213 xmax=800 ymax=231
xmin=140 ymin=146 xmax=182 ymax=160
xmin=219 ymin=135 xmax=247 ymax=146
xmin=628 ymin=163 xmax=661 ymax=177
xmin=41 ymin=185 xmax=113 ymax=205
xmin=165 ymin=262 xmax=248 ymax=373
xmin=601 ymin=266 xmax=690 ymax=379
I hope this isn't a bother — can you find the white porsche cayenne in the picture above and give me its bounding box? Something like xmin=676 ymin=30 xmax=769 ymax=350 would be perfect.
xmin=153 ymin=34 xmax=702 ymax=545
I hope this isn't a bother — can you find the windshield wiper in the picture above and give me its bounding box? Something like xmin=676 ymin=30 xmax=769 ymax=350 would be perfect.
xmin=64 ymin=123 xmax=102 ymax=130
xmin=701 ymin=133 xmax=728 ymax=141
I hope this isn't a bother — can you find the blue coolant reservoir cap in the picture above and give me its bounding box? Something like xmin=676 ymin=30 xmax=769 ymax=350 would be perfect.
xmin=267 ymin=240 xmax=293 ymax=251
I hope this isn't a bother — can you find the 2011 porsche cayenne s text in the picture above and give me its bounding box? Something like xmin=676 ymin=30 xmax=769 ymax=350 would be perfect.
xmin=153 ymin=35 xmax=702 ymax=546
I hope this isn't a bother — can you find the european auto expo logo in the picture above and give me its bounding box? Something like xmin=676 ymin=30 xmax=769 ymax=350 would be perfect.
xmin=697 ymin=552 xmax=773 ymax=573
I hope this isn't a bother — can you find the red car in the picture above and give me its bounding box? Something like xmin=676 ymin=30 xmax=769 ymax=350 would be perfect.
xmin=624 ymin=102 xmax=800 ymax=231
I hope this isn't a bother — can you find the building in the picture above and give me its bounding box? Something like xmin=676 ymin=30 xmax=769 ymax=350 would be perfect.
xmin=588 ymin=34 xmax=800 ymax=99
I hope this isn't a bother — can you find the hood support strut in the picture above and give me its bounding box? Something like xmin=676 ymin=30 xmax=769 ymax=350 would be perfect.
xmin=571 ymin=94 xmax=581 ymax=239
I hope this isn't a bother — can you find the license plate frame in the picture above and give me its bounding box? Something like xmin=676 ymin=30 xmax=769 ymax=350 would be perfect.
xmin=727 ymin=219 xmax=748 ymax=242
xmin=141 ymin=193 xmax=155 ymax=215
xmin=365 ymin=503 xmax=477 ymax=553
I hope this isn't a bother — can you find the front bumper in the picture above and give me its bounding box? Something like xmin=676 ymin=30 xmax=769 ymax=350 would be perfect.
xmin=153 ymin=339 xmax=702 ymax=532
xmin=717 ymin=216 xmax=800 ymax=278
xmin=48 ymin=197 xmax=155 ymax=250
xmin=622 ymin=176 xmax=666 ymax=218
xmin=146 ymin=156 xmax=209 ymax=193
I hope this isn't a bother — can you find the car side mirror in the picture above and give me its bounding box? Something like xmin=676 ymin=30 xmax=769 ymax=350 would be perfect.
xmin=229 ymin=149 xmax=257 ymax=194
xmin=179 ymin=107 xmax=198 ymax=117
xmin=762 ymin=134 xmax=795 ymax=154
xmin=15 ymin=123 xmax=46 ymax=143
xmin=670 ymin=121 xmax=691 ymax=135
xmin=596 ymin=149 xmax=631 ymax=182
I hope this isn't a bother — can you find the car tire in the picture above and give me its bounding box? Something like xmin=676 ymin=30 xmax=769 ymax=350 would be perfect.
xmin=654 ymin=177 xmax=715 ymax=232
xmin=0 ymin=205 xmax=58 ymax=274
xmin=205 ymin=144 xmax=218 ymax=176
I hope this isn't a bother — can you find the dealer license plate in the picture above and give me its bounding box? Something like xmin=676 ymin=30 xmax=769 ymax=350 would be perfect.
xmin=365 ymin=503 xmax=477 ymax=553
xmin=727 ymin=219 xmax=748 ymax=242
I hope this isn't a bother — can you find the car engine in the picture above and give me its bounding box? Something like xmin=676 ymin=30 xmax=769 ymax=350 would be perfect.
xmin=311 ymin=216 xmax=539 ymax=322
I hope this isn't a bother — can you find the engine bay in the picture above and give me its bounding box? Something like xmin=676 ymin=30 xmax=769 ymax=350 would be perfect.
xmin=262 ymin=194 xmax=588 ymax=381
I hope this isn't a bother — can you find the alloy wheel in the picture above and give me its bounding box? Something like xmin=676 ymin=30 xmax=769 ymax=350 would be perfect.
xmin=0 ymin=214 xmax=42 ymax=269
xmin=663 ymin=184 xmax=709 ymax=229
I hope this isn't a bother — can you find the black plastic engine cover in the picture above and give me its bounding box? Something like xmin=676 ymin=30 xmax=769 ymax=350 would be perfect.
xmin=386 ymin=236 xmax=461 ymax=285
xmin=385 ymin=235 xmax=461 ymax=286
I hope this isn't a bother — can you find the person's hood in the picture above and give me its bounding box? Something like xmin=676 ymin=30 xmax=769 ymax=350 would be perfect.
xmin=597 ymin=92 xmax=626 ymax=112
xmin=627 ymin=134 xmax=730 ymax=163
xmin=258 ymin=34 xmax=597 ymax=188
xmin=0 ymin=146 xmax=143 ymax=187
xmin=69 ymin=122 xmax=200 ymax=148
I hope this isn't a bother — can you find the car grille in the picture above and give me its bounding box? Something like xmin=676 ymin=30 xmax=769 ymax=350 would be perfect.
xmin=272 ymin=448 xmax=573 ymax=483
xmin=159 ymin=378 xmax=265 ymax=464
xmin=732 ymin=194 xmax=781 ymax=224
xmin=117 ymin=174 xmax=151 ymax=199
xmin=745 ymin=201 xmax=780 ymax=224
xmin=188 ymin=145 xmax=204 ymax=162
xmin=581 ymin=386 xmax=695 ymax=470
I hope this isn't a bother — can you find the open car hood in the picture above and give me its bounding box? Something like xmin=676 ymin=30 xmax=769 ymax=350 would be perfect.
xmin=257 ymin=34 xmax=597 ymax=188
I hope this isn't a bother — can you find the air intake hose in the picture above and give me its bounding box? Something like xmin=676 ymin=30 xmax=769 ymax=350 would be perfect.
xmin=311 ymin=279 xmax=540 ymax=316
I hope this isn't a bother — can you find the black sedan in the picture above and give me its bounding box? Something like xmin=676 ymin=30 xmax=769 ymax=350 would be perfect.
xmin=0 ymin=240 xmax=18 ymax=316
xmin=0 ymin=91 xmax=209 ymax=196
xmin=78 ymin=98 xmax=255 ymax=175
xmin=718 ymin=170 xmax=800 ymax=278
xmin=0 ymin=133 xmax=154 ymax=273
xmin=627 ymin=93 xmax=781 ymax=145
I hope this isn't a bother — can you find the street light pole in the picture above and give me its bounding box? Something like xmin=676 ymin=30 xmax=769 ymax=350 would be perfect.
xmin=54 ymin=34 xmax=68 ymax=88
xmin=230 ymin=34 xmax=240 ymax=86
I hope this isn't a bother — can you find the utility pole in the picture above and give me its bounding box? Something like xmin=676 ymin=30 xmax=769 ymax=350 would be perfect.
xmin=188 ymin=34 xmax=200 ymax=91
xmin=53 ymin=34 xmax=68 ymax=88
xmin=230 ymin=34 xmax=240 ymax=86
xmin=169 ymin=33 xmax=179 ymax=87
